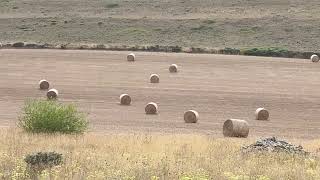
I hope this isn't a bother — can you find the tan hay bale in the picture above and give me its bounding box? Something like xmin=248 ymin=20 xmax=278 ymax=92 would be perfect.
xmin=150 ymin=74 xmax=159 ymax=83
xmin=145 ymin=102 xmax=158 ymax=114
xmin=47 ymin=89 xmax=59 ymax=99
xmin=184 ymin=110 xmax=199 ymax=123
xmin=120 ymin=94 xmax=131 ymax=105
xmin=255 ymin=108 xmax=269 ymax=120
xmin=39 ymin=79 xmax=50 ymax=90
xmin=169 ymin=64 xmax=178 ymax=73
xmin=223 ymin=119 xmax=249 ymax=138
xmin=127 ymin=53 xmax=135 ymax=61
xmin=311 ymin=54 xmax=319 ymax=62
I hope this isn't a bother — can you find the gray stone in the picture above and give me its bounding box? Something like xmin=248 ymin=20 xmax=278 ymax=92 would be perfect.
xmin=242 ymin=137 xmax=309 ymax=155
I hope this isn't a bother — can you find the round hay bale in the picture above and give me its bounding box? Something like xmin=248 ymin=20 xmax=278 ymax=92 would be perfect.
xmin=311 ymin=54 xmax=319 ymax=62
xmin=145 ymin=102 xmax=158 ymax=114
xmin=150 ymin=74 xmax=159 ymax=83
xmin=127 ymin=53 xmax=135 ymax=61
xmin=120 ymin=94 xmax=131 ymax=105
xmin=169 ymin=64 xmax=178 ymax=73
xmin=223 ymin=119 xmax=249 ymax=138
xmin=39 ymin=79 xmax=50 ymax=90
xmin=184 ymin=110 xmax=199 ymax=123
xmin=255 ymin=108 xmax=269 ymax=120
xmin=47 ymin=89 xmax=59 ymax=99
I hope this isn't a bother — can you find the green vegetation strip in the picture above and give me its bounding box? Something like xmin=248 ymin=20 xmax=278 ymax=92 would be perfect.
xmin=1 ymin=42 xmax=319 ymax=59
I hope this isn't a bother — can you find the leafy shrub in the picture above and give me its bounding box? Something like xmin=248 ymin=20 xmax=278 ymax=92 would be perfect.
xmin=12 ymin=42 xmax=24 ymax=47
xmin=19 ymin=99 xmax=88 ymax=134
xmin=220 ymin=47 xmax=240 ymax=55
xmin=169 ymin=46 xmax=182 ymax=52
xmin=94 ymin=44 xmax=106 ymax=49
xmin=241 ymin=47 xmax=289 ymax=57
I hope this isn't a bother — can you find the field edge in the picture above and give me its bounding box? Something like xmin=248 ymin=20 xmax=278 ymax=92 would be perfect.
xmin=1 ymin=42 xmax=319 ymax=59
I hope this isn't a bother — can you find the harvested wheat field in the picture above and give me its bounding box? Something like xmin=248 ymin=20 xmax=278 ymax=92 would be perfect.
xmin=1 ymin=49 xmax=320 ymax=139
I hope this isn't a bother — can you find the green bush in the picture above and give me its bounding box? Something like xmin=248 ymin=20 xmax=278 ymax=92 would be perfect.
xmin=220 ymin=47 xmax=240 ymax=55
xmin=241 ymin=47 xmax=289 ymax=57
xmin=19 ymin=99 xmax=88 ymax=134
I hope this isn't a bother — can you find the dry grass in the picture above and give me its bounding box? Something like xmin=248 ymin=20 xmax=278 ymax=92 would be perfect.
xmin=0 ymin=128 xmax=319 ymax=179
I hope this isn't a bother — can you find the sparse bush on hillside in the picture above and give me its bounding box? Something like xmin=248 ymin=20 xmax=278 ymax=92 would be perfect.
xmin=241 ymin=47 xmax=289 ymax=57
xmin=202 ymin=19 xmax=216 ymax=24
xmin=191 ymin=25 xmax=213 ymax=31
xmin=94 ymin=44 xmax=106 ymax=49
xmin=3 ymin=41 xmax=319 ymax=59
xmin=19 ymin=99 xmax=88 ymax=134
xmin=220 ymin=47 xmax=240 ymax=55
xmin=105 ymin=3 xmax=119 ymax=8
xmin=12 ymin=42 xmax=24 ymax=47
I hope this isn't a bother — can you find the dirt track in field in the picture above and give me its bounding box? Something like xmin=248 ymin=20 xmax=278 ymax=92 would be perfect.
xmin=1 ymin=49 xmax=320 ymax=139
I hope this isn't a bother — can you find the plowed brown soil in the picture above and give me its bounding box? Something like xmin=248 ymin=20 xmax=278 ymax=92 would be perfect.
xmin=1 ymin=49 xmax=320 ymax=139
